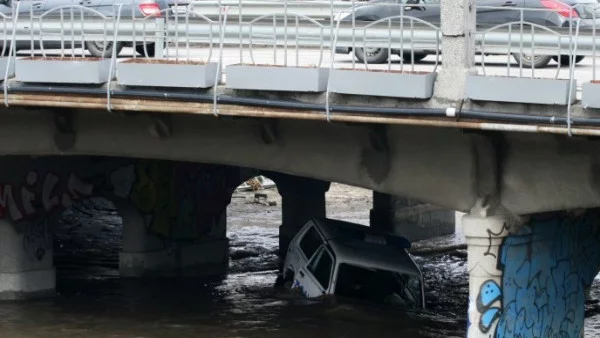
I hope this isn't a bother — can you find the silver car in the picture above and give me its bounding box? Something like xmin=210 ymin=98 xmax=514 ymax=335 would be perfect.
xmin=0 ymin=0 xmax=169 ymax=57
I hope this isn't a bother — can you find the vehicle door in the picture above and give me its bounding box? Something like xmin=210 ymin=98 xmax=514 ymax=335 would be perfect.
xmin=477 ymin=0 xmax=523 ymax=28
xmin=296 ymin=245 xmax=335 ymax=298
xmin=285 ymin=222 xmax=324 ymax=277
xmin=370 ymin=0 xmax=440 ymax=24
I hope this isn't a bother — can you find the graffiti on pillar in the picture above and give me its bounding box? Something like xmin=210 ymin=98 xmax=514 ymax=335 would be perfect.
xmin=476 ymin=280 xmax=502 ymax=333
xmin=128 ymin=161 xmax=234 ymax=240
xmin=22 ymin=218 xmax=51 ymax=261
xmin=0 ymin=159 xmax=238 ymax=241
xmin=0 ymin=171 xmax=94 ymax=222
xmin=475 ymin=211 xmax=600 ymax=338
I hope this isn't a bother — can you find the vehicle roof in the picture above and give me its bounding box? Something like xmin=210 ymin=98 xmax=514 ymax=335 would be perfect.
xmin=309 ymin=218 xmax=420 ymax=277
xmin=312 ymin=218 xmax=411 ymax=249
xmin=328 ymin=238 xmax=422 ymax=277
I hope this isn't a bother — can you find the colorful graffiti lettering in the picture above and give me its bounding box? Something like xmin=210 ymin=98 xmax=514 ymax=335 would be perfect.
xmin=129 ymin=161 xmax=235 ymax=240
xmin=476 ymin=211 xmax=600 ymax=338
xmin=0 ymin=171 xmax=94 ymax=222
xmin=0 ymin=159 xmax=240 ymax=242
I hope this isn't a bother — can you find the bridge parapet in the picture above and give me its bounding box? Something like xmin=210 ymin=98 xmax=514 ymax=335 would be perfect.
xmin=0 ymin=0 xmax=598 ymax=136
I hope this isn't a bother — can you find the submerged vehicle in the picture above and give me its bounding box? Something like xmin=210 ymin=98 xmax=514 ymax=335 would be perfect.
xmin=282 ymin=218 xmax=425 ymax=308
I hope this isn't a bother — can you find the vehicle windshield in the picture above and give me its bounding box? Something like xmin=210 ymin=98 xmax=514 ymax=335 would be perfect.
xmin=334 ymin=263 xmax=422 ymax=308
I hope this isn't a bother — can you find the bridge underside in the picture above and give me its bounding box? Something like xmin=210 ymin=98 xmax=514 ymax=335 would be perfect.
xmin=1 ymin=105 xmax=599 ymax=216
xmin=0 ymin=106 xmax=599 ymax=337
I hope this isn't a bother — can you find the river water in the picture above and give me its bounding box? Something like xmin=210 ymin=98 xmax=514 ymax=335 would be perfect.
xmin=1 ymin=184 xmax=599 ymax=338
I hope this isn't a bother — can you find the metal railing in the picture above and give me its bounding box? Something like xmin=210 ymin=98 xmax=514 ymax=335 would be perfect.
xmin=0 ymin=0 xmax=598 ymax=129
xmin=2 ymin=1 xmax=599 ymax=55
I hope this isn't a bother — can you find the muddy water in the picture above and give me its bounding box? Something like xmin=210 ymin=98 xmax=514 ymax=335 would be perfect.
xmin=0 ymin=184 xmax=599 ymax=338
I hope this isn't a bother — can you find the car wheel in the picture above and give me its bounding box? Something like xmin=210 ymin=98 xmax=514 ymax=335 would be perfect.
xmin=402 ymin=52 xmax=427 ymax=63
xmin=512 ymin=54 xmax=552 ymax=68
xmin=552 ymin=55 xmax=585 ymax=66
xmin=85 ymin=41 xmax=123 ymax=58
xmin=135 ymin=43 xmax=156 ymax=58
xmin=354 ymin=47 xmax=389 ymax=64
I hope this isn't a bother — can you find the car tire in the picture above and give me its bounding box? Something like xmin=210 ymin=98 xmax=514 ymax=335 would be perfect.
xmin=512 ymin=54 xmax=552 ymax=68
xmin=402 ymin=52 xmax=427 ymax=63
xmin=354 ymin=47 xmax=389 ymax=64
xmin=552 ymin=55 xmax=585 ymax=66
xmin=135 ymin=43 xmax=156 ymax=57
xmin=85 ymin=41 xmax=123 ymax=58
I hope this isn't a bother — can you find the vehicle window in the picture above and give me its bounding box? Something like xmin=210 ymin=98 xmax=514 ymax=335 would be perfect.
xmin=308 ymin=247 xmax=334 ymax=290
xmin=299 ymin=226 xmax=322 ymax=260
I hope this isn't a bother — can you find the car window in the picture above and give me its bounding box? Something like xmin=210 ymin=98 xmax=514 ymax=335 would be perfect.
xmin=308 ymin=247 xmax=334 ymax=290
xmin=299 ymin=226 xmax=322 ymax=260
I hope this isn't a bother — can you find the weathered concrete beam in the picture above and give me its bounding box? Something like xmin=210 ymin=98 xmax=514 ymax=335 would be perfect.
xmin=0 ymin=108 xmax=600 ymax=215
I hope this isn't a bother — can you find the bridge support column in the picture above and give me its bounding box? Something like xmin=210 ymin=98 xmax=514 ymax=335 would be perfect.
xmin=370 ymin=192 xmax=455 ymax=241
xmin=464 ymin=210 xmax=600 ymax=338
xmin=118 ymin=161 xmax=236 ymax=278
xmin=0 ymin=219 xmax=55 ymax=300
xmin=119 ymin=206 xmax=228 ymax=278
xmin=272 ymin=174 xmax=330 ymax=257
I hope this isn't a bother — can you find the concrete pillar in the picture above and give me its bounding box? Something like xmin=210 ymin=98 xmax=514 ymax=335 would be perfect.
xmin=435 ymin=0 xmax=476 ymax=101
xmin=115 ymin=161 xmax=240 ymax=277
xmin=119 ymin=203 xmax=229 ymax=277
xmin=273 ymin=174 xmax=330 ymax=257
xmin=370 ymin=192 xmax=455 ymax=241
xmin=0 ymin=218 xmax=55 ymax=300
xmin=464 ymin=210 xmax=600 ymax=338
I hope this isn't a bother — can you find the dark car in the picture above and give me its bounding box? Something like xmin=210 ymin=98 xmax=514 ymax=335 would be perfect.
xmin=336 ymin=0 xmax=600 ymax=68
xmin=0 ymin=0 xmax=169 ymax=57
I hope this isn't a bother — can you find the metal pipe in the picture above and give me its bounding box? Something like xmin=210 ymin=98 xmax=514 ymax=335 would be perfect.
xmin=7 ymin=84 xmax=600 ymax=129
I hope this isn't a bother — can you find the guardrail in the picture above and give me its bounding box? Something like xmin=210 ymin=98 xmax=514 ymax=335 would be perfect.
xmin=187 ymin=0 xmax=352 ymax=19
xmin=6 ymin=18 xmax=600 ymax=56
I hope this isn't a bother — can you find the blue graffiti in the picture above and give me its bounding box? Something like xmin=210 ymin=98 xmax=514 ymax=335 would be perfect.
xmin=477 ymin=280 xmax=502 ymax=333
xmin=477 ymin=211 xmax=600 ymax=338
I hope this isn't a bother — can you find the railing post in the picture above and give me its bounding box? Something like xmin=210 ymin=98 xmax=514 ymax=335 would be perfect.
xmin=434 ymin=0 xmax=476 ymax=102
xmin=154 ymin=17 xmax=165 ymax=59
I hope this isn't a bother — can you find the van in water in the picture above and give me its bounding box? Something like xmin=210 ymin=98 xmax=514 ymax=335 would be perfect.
xmin=282 ymin=218 xmax=425 ymax=308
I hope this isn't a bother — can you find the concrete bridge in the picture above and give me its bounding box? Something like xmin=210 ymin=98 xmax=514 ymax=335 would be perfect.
xmin=1 ymin=0 xmax=600 ymax=337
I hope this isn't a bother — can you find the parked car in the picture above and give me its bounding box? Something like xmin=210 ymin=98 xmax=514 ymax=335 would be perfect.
xmin=282 ymin=218 xmax=425 ymax=309
xmin=0 ymin=0 xmax=168 ymax=57
xmin=336 ymin=0 xmax=600 ymax=68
